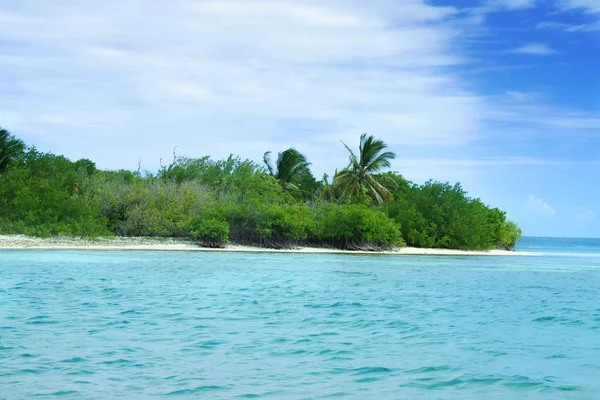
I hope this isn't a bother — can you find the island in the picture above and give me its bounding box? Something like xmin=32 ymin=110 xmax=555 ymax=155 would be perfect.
xmin=0 ymin=128 xmax=522 ymax=252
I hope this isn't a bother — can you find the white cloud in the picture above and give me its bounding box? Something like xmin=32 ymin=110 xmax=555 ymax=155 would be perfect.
xmin=0 ymin=0 xmax=487 ymax=173
xmin=524 ymin=195 xmax=556 ymax=218
xmin=560 ymin=0 xmax=600 ymax=13
xmin=482 ymin=0 xmax=537 ymax=10
xmin=536 ymin=21 xmax=570 ymax=30
xmin=536 ymin=20 xmax=600 ymax=32
xmin=509 ymin=42 xmax=559 ymax=55
xmin=0 ymin=0 xmax=597 ymax=186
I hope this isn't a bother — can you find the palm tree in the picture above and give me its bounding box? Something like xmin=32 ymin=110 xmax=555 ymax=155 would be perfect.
xmin=0 ymin=127 xmax=25 ymax=175
xmin=335 ymin=133 xmax=396 ymax=204
xmin=263 ymin=148 xmax=311 ymax=193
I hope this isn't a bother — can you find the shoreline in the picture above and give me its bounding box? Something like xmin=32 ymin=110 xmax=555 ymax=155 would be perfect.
xmin=0 ymin=235 xmax=533 ymax=256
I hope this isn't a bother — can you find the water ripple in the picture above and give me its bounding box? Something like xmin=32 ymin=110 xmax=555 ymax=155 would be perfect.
xmin=1 ymin=249 xmax=599 ymax=398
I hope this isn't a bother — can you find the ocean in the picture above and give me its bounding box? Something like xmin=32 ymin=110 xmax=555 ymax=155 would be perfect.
xmin=1 ymin=237 xmax=599 ymax=399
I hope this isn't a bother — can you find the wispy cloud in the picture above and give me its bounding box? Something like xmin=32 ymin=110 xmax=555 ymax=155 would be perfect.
xmin=509 ymin=42 xmax=559 ymax=55
xmin=484 ymin=0 xmax=537 ymax=10
xmin=0 ymin=0 xmax=484 ymax=172
xmin=560 ymin=0 xmax=600 ymax=14
xmin=524 ymin=195 xmax=556 ymax=218
xmin=0 ymin=0 xmax=597 ymax=184
xmin=536 ymin=20 xmax=600 ymax=32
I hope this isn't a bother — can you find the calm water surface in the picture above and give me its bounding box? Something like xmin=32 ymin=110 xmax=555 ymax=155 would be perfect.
xmin=1 ymin=238 xmax=600 ymax=399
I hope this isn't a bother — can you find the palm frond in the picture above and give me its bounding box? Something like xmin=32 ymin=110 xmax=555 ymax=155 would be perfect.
xmin=263 ymin=151 xmax=275 ymax=176
xmin=337 ymin=133 xmax=396 ymax=204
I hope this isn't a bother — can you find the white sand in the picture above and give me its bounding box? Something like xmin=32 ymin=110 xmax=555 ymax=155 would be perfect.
xmin=0 ymin=235 xmax=532 ymax=256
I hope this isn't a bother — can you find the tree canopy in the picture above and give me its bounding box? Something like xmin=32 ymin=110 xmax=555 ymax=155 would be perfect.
xmin=335 ymin=133 xmax=396 ymax=204
xmin=0 ymin=127 xmax=25 ymax=176
xmin=263 ymin=148 xmax=312 ymax=196
xmin=0 ymin=129 xmax=522 ymax=251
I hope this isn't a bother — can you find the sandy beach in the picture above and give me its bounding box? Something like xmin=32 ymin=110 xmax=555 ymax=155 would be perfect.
xmin=0 ymin=235 xmax=531 ymax=256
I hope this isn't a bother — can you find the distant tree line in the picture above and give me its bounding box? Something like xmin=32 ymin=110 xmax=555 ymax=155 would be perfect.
xmin=0 ymin=127 xmax=522 ymax=250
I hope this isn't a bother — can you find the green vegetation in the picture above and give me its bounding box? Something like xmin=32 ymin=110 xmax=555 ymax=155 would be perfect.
xmin=263 ymin=148 xmax=313 ymax=198
xmin=0 ymin=128 xmax=25 ymax=176
xmin=335 ymin=133 xmax=396 ymax=204
xmin=0 ymin=127 xmax=522 ymax=250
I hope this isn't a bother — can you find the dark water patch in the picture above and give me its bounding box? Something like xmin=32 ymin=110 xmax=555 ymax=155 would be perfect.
xmin=119 ymin=309 xmax=142 ymax=315
xmin=329 ymin=302 xmax=363 ymax=308
xmin=318 ymin=392 xmax=351 ymax=398
xmin=308 ymin=332 xmax=339 ymax=337
xmin=356 ymin=377 xmax=381 ymax=383
xmin=401 ymin=377 xmax=465 ymax=390
xmin=99 ymin=358 xmax=132 ymax=366
xmin=17 ymin=368 xmax=45 ymax=374
xmin=34 ymin=390 xmax=79 ymax=396
xmin=26 ymin=319 xmax=59 ymax=325
xmin=165 ymin=385 xmax=227 ymax=395
xmin=66 ymin=369 xmax=95 ymax=376
xmin=562 ymin=319 xmax=585 ymax=326
xmin=26 ymin=315 xmax=58 ymax=325
xmin=105 ymin=320 xmax=130 ymax=326
xmin=467 ymin=376 xmax=503 ymax=385
xmin=546 ymin=354 xmax=567 ymax=359
xmin=195 ymin=340 xmax=224 ymax=349
xmin=353 ymin=367 xmax=394 ymax=375
xmin=553 ymin=385 xmax=582 ymax=392
xmin=326 ymin=356 xmax=353 ymax=362
xmin=533 ymin=316 xmax=557 ymax=322
xmin=502 ymin=375 xmax=545 ymax=390
xmin=60 ymin=357 xmax=87 ymax=363
xmin=405 ymin=365 xmax=453 ymax=374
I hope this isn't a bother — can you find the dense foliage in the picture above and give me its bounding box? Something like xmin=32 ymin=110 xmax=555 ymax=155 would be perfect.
xmin=0 ymin=128 xmax=522 ymax=250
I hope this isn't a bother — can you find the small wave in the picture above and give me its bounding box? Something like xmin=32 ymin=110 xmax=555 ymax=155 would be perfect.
xmin=405 ymin=365 xmax=453 ymax=374
xmin=533 ymin=316 xmax=556 ymax=322
xmin=502 ymin=375 xmax=545 ymax=389
xmin=60 ymin=357 xmax=86 ymax=363
xmin=165 ymin=385 xmax=226 ymax=395
xmin=66 ymin=369 xmax=95 ymax=376
xmin=308 ymin=332 xmax=339 ymax=337
xmin=317 ymin=392 xmax=350 ymax=398
xmin=119 ymin=309 xmax=142 ymax=315
xmin=34 ymin=390 xmax=79 ymax=396
xmin=195 ymin=340 xmax=224 ymax=349
xmin=99 ymin=358 xmax=132 ymax=365
xmin=353 ymin=366 xmax=394 ymax=375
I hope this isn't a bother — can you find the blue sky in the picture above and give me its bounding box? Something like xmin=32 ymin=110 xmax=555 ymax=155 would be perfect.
xmin=0 ymin=0 xmax=598 ymax=238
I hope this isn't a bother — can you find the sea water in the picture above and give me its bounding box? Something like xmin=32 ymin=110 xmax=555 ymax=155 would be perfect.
xmin=1 ymin=238 xmax=599 ymax=399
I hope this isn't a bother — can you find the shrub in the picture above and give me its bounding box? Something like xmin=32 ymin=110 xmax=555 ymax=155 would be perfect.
xmin=188 ymin=216 xmax=230 ymax=248
xmin=313 ymin=203 xmax=403 ymax=250
xmin=255 ymin=204 xmax=313 ymax=248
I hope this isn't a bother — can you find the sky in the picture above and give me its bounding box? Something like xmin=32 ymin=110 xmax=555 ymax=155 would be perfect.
xmin=0 ymin=0 xmax=598 ymax=238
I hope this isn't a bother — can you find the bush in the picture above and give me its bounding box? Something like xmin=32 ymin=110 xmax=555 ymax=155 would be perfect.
xmin=188 ymin=216 xmax=230 ymax=248
xmin=254 ymin=204 xmax=313 ymax=248
xmin=313 ymin=203 xmax=403 ymax=250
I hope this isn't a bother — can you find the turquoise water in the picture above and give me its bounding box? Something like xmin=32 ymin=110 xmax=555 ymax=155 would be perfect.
xmin=1 ymin=238 xmax=600 ymax=399
xmin=516 ymin=236 xmax=600 ymax=256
